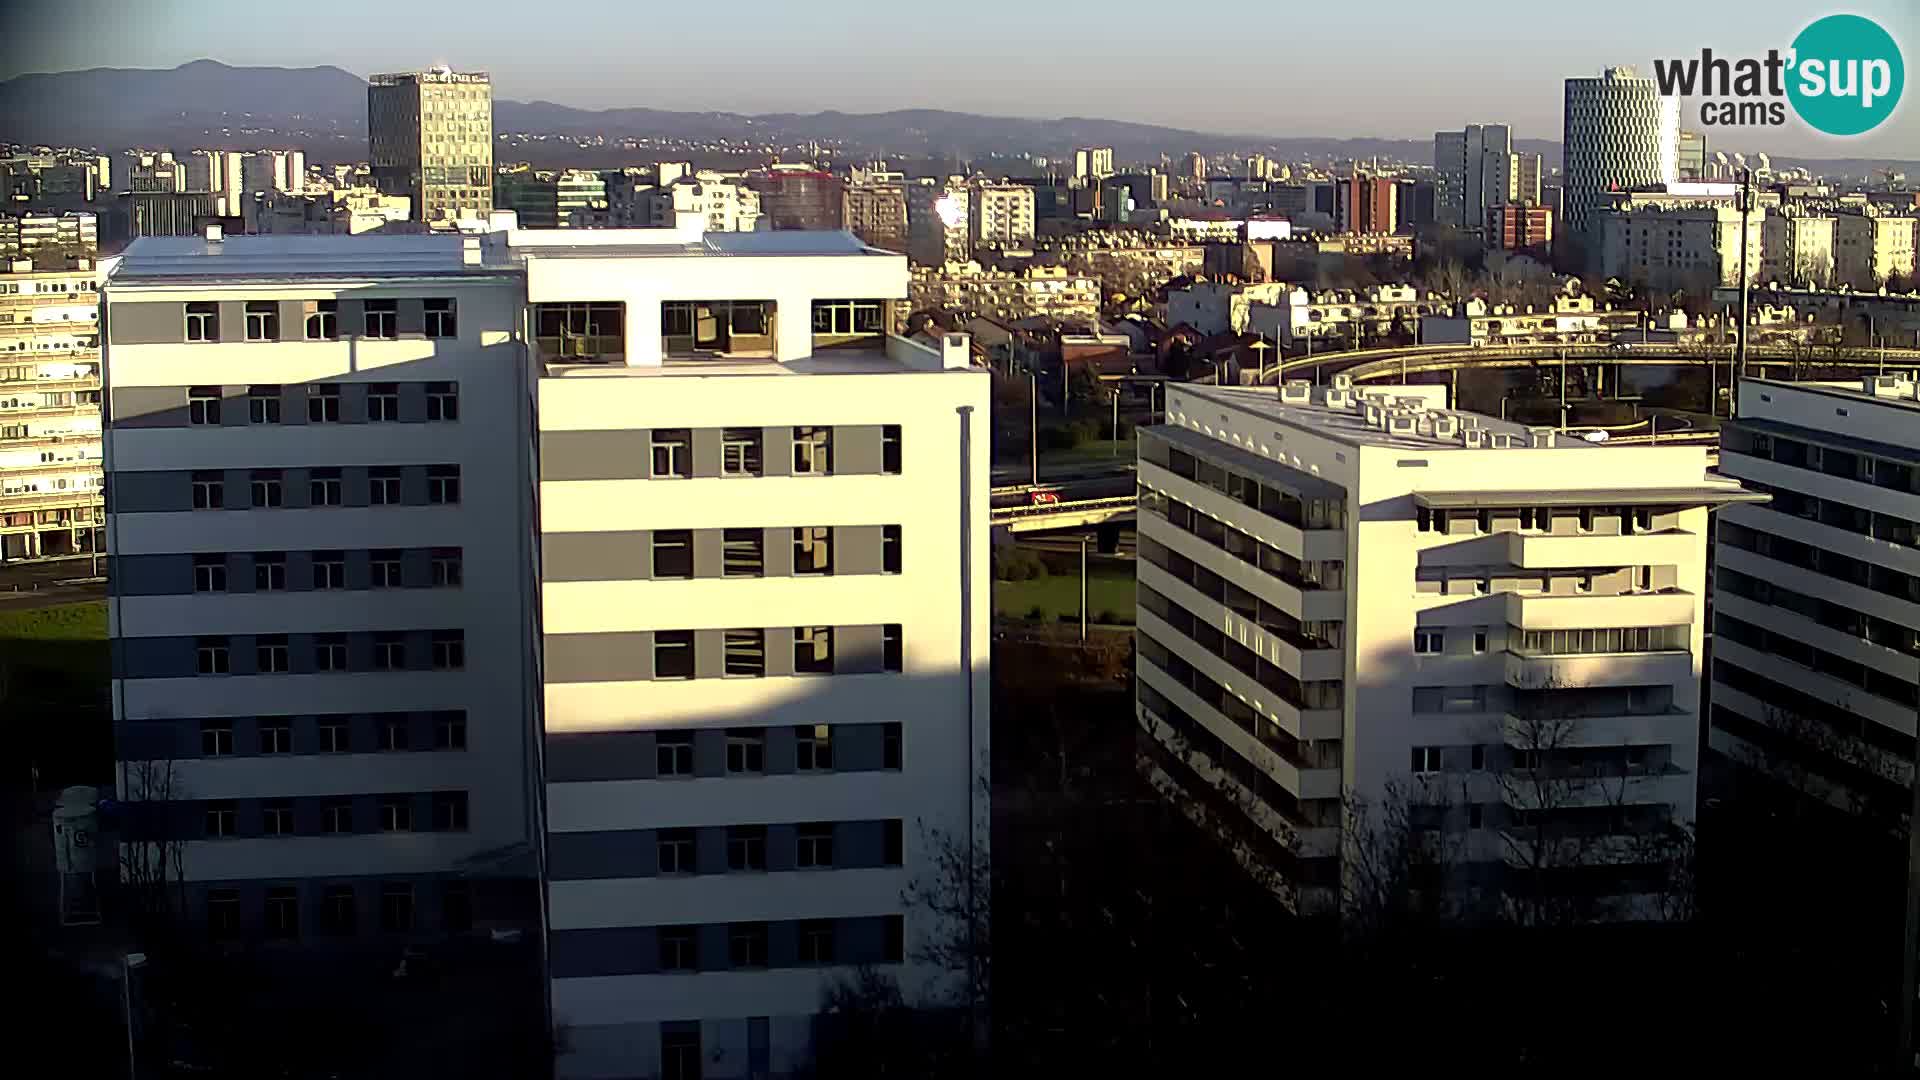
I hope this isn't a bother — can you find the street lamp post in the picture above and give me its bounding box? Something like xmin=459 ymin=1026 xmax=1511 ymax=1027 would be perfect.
xmin=1027 ymin=370 xmax=1038 ymax=488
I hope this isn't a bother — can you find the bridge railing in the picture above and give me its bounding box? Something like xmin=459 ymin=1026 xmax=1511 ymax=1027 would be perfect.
xmin=990 ymin=495 xmax=1137 ymax=522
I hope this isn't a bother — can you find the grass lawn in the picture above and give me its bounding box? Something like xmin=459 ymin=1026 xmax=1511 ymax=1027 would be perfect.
xmin=1037 ymin=439 xmax=1133 ymax=469
xmin=993 ymin=562 xmax=1136 ymax=625
xmin=0 ymin=599 xmax=109 ymax=680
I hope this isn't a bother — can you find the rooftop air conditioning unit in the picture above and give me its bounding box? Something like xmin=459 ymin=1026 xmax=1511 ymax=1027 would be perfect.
xmin=1488 ymin=432 xmax=1515 ymax=449
xmin=1432 ymin=415 xmax=1460 ymax=439
xmin=1331 ymin=373 xmax=1355 ymax=391
xmin=1388 ymin=412 xmax=1418 ymax=435
xmin=1528 ymin=426 xmax=1557 ymax=448
xmin=1280 ymin=380 xmax=1312 ymax=404
xmin=1323 ymin=389 xmax=1352 ymax=410
xmin=1461 ymin=427 xmax=1486 ymax=448
xmin=1865 ymin=374 xmax=1914 ymax=398
xmin=1395 ymin=395 xmax=1429 ymax=413
xmin=1364 ymin=404 xmax=1382 ymax=426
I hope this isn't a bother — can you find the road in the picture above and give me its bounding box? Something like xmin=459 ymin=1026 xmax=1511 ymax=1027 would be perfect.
xmin=0 ymin=558 xmax=107 ymax=611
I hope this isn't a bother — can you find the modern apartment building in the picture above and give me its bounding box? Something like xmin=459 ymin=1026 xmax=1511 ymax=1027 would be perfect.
xmin=1433 ymin=124 xmax=1511 ymax=232
xmin=967 ymin=183 xmax=1035 ymax=251
xmin=0 ymin=211 xmax=98 ymax=260
xmin=652 ymin=173 xmax=764 ymax=233
xmin=906 ymin=179 xmax=969 ymax=268
xmin=1562 ymin=67 xmax=1679 ymax=257
xmin=1134 ymin=378 xmax=1757 ymax=916
xmin=1487 ymin=202 xmax=1555 ymax=260
xmin=101 ymin=221 xmax=991 ymax=1079
xmin=1761 ymin=211 xmax=1837 ymax=288
xmin=1834 ymin=211 xmax=1918 ymax=291
xmin=1677 ymin=129 xmax=1709 ymax=181
xmin=185 ymin=150 xmax=247 ymax=217
xmin=369 ymin=68 xmax=495 ymax=225
xmin=1711 ymin=376 xmax=1919 ymax=819
xmin=1596 ymin=195 xmax=1763 ymax=292
xmin=1335 ymin=172 xmax=1398 ymax=235
xmin=842 ymin=180 xmax=907 ymax=254
xmin=747 ymin=168 xmax=843 ymax=231
xmin=1074 ymin=146 xmax=1115 ymax=183
xmin=1 ymin=256 xmax=103 ymax=562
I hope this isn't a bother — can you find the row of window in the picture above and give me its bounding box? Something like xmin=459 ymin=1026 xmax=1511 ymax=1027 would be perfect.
xmin=640 ymin=916 xmax=903 ymax=977
xmin=1511 ymin=625 xmax=1687 ymax=657
xmin=1136 ymin=539 xmax=1344 ymax=650
xmin=192 ymin=548 xmax=461 ymax=592
xmin=1412 ymin=627 xmax=1492 ymax=655
xmin=1716 ymin=612 xmax=1919 ymax=710
xmin=651 ymin=723 xmax=903 ymax=776
xmin=1720 ymin=518 xmax=1920 ymax=606
xmin=1415 ymin=505 xmax=1663 ymax=535
xmin=1137 ymin=589 xmax=1344 ymax=713
xmin=1150 ymin=441 xmax=1349 ymax=530
xmin=1137 ymin=681 xmax=1334 ymax=825
xmin=647 ymin=425 xmax=900 ymax=479
xmin=184 ymin=299 xmax=457 ymax=343
xmin=190 ymin=465 xmax=460 ymax=509
xmin=1714 ymin=658 xmax=1916 ymax=762
xmin=650 ymin=624 xmax=902 ymax=679
xmin=202 ymin=791 xmax=468 ymax=839
xmin=193 ymin=630 xmax=465 ymax=675
xmin=643 ymin=820 xmax=904 ymax=875
xmin=1733 ymin=475 xmax=1919 ymax=548
xmin=1730 ymin=427 xmax=1920 ymax=497
xmin=196 ymin=712 xmax=466 ymax=756
xmin=1138 ymin=485 xmax=1346 ymax=591
xmin=186 ymin=382 xmax=458 ymax=425
xmin=1716 ymin=565 xmax=1920 ymax=656
xmin=649 ymin=527 xmax=898 ymax=578
xmin=204 ymin=880 xmax=469 ymax=940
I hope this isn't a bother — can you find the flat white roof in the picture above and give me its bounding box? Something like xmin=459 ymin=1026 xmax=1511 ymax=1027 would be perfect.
xmin=1178 ymin=384 xmax=1576 ymax=452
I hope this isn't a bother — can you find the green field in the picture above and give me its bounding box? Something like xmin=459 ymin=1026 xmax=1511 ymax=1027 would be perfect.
xmin=993 ymin=562 xmax=1136 ymax=624
xmin=0 ymin=599 xmax=109 ymax=679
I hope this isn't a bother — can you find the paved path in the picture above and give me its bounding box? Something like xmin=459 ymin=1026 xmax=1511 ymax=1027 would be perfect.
xmin=0 ymin=559 xmax=107 ymax=611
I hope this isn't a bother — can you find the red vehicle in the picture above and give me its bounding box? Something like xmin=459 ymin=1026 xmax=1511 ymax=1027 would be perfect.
xmin=1028 ymin=490 xmax=1061 ymax=506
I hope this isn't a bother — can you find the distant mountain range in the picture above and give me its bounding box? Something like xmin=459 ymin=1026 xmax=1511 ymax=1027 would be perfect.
xmin=2 ymin=60 xmax=1913 ymax=179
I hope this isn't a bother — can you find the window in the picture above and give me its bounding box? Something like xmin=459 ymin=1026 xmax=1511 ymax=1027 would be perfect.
xmin=1474 ymin=628 xmax=1489 ymax=654
xmin=367 ymin=383 xmax=400 ymax=422
xmin=1413 ymin=629 xmax=1444 ymax=655
xmin=373 ymin=633 xmax=406 ymax=671
xmin=883 ymin=914 xmax=904 ymax=963
xmin=204 ymin=801 xmax=236 ymax=838
xmin=794 ymin=527 xmax=832 ymax=575
xmin=368 ymin=466 xmax=401 ymax=505
xmin=659 ymin=927 xmax=698 ymax=972
xmin=380 ymin=884 xmax=414 ymax=932
xmin=188 ymin=385 xmax=222 ymax=425
xmin=883 ymin=623 xmax=903 ymax=672
xmin=320 ymin=886 xmax=356 ymax=934
xmin=322 ymin=800 xmax=353 ymax=834
xmin=434 ymin=711 xmax=467 ymax=750
xmin=883 ymin=722 xmax=902 ymax=769
xmin=313 ymin=633 xmax=348 ymax=672
xmin=812 ymin=299 xmax=884 ymax=335
xmin=877 ymin=524 xmax=904 ymax=575
xmin=308 ymin=385 xmax=340 ymax=422
xmin=722 ymin=529 xmax=763 ymax=577
xmin=201 ymin=718 xmax=233 ymax=756
xmin=651 ymin=429 xmax=691 ymax=478
xmin=653 ymin=630 xmax=694 ymax=679
xmin=722 ymin=629 xmax=765 ymax=677
xmin=252 ymin=551 xmax=287 ymax=591
xmin=442 ymin=881 xmax=472 ymax=932
xmin=656 ymin=732 xmax=694 ymax=776
xmin=726 ymin=728 xmax=765 ymax=774
xmin=319 ymin=716 xmax=349 ymax=752
xmin=254 ymin=636 xmax=287 ymax=677
xmin=259 ymin=717 xmax=291 ymax=753
xmin=798 ymin=823 xmax=835 ymax=868
xmin=426 ymin=381 xmax=458 ymax=421
xmin=1471 ymin=744 xmax=1486 ymax=771
xmin=191 ymin=471 xmax=224 ymax=509
xmin=263 ymin=800 xmax=294 ymax=836
xmin=424 ymin=298 xmax=457 ymax=338
xmin=796 ymin=724 xmax=832 ymax=771
xmin=727 ymin=826 xmax=767 ymax=871
xmin=722 ymin=427 xmax=762 ymax=476
xmin=244 ymin=301 xmax=278 ymax=342
xmin=185 ymin=302 xmax=218 ymax=342
xmin=193 ymin=554 xmax=227 ymax=593
xmin=799 ymin=919 xmax=837 ymax=964
xmin=729 ymin=923 xmax=769 ymax=968
xmin=432 ymin=630 xmax=465 ymax=670
xmin=305 ymin=300 xmax=338 ymax=341
xmin=652 ymin=530 xmax=693 ymax=578
xmin=1416 ymin=507 xmax=1433 ymax=532
xmin=248 ymin=385 xmax=281 ymax=423
xmin=246 ymin=469 xmax=282 ymax=509
xmin=197 ymin=636 xmax=230 ymax=675
xmin=369 ymin=550 xmax=402 ymax=588
xmin=793 ymin=426 xmax=832 ymax=474
xmin=433 ymin=791 xmax=469 ymax=832
xmin=309 ymin=467 xmax=342 ymax=506
xmin=664 ymin=1025 xmax=704 ymax=1080
xmin=380 ymin=796 xmax=414 ymax=832
xmin=884 ymin=819 xmax=904 ymax=865
xmin=312 ymin=552 xmax=345 ymax=590
xmin=1411 ymin=746 xmax=1443 ymax=774
xmin=882 ymin=425 xmax=902 ymax=474
xmin=207 ymin=889 xmax=241 ymax=937
xmin=795 ymin=625 xmax=834 ymax=673
xmin=428 ymin=465 xmax=460 ymax=504
xmin=424 ymin=546 xmax=462 ymax=587
xmin=1578 ymin=507 xmax=1595 ymax=533
xmin=364 ymin=299 xmax=398 ymax=339
xmin=657 ymin=829 xmax=694 ymax=874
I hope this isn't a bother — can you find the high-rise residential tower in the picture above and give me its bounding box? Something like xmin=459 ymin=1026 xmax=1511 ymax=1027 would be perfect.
xmin=368 ymin=68 xmax=495 ymax=225
xmin=1 ymin=256 xmax=103 ymax=562
xmin=1562 ymin=67 xmax=1678 ymax=259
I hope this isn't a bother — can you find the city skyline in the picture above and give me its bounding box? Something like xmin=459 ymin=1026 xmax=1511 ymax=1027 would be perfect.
xmin=2 ymin=0 xmax=1913 ymax=159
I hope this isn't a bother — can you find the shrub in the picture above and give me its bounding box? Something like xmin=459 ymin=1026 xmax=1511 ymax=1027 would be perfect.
xmin=1024 ymin=605 xmax=1046 ymax=622
xmin=1094 ymin=609 xmax=1121 ymax=625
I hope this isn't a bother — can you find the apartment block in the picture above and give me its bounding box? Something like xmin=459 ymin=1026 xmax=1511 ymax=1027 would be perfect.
xmin=1597 ymin=195 xmax=1762 ymax=293
xmin=369 ymin=68 xmax=494 ymax=224
xmin=1 ymin=257 xmax=103 ymax=561
xmin=842 ymin=180 xmax=907 ymax=254
xmin=1834 ymin=211 xmax=1918 ymax=291
xmin=906 ymin=179 xmax=969 ymax=267
xmin=1487 ymin=202 xmax=1554 ymax=260
xmin=0 ymin=211 xmax=98 ymax=260
xmin=1761 ymin=212 xmax=1837 ymax=288
xmin=1711 ymin=376 xmax=1919 ymax=819
xmin=1134 ymin=378 xmax=1757 ymax=915
xmin=967 ymin=183 xmax=1035 ymax=250
xmin=102 ymin=221 xmax=990 ymax=1079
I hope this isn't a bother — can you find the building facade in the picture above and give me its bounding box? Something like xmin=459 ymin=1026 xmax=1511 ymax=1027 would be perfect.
xmin=1 ymin=257 xmax=103 ymax=561
xmin=968 ymin=183 xmax=1036 ymax=250
xmin=1074 ymin=147 xmax=1115 ymax=183
xmin=1833 ymin=211 xmax=1918 ymax=291
xmin=1135 ymin=379 xmax=1756 ymax=915
xmin=1335 ymin=173 xmax=1398 ymax=236
xmin=0 ymin=211 xmax=98 ymax=260
xmin=1596 ymin=195 xmax=1761 ymax=293
xmin=842 ymin=180 xmax=907 ymax=254
xmin=907 ymin=179 xmax=969 ymax=268
xmin=369 ymin=68 xmax=495 ymax=225
xmin=1760 ymin=212 xmax=1836 ymax=288
xmin=653 ymin=174 xmax=764 ymax=233
xmin=101 ymin=222 xmax=991 ymax=1079
xmin=1562 ymin=67 xmax=1679 ymax=258
xmin=1487 ymin=202 xmax=1555 ymax=260
xmin=748 ymin=169 xmax=843 ymax=231
xmin=1711 ymin=376 xmax=1918 ymax=822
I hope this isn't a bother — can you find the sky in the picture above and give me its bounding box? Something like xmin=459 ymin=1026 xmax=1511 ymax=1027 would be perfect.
xmin=2 ymin=0 xmax=1915 ymax=158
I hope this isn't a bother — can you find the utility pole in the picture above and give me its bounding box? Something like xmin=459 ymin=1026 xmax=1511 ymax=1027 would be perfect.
xmin=1111 ymin=388 xmax=1120 ymax=456
xmin=1733 ymin=166 xmax=1753 ymax=418
xmin=1559 ymin=346 xmax=1568 ymax=429
xmin=1028 ymin=370 xmax=1038 ymax=487
xmin=1078 ymin=534 xmax=1090 ymax=642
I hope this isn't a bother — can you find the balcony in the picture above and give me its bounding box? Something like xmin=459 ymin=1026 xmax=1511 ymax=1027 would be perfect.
xmin=1504 ymin=649 xmax=1693 ymax=690
xmin=1500 ymin=708 xmax=1694 ymax=749
xmin=0 ymin=373 xmax=101 ymax=393
xmin=1497 ymin=769 xmax=1693 ymax=811
xmin=0 ymin=459 xmax=103 ymax=482
xmin=0 ymin=488 xmax=103 ymax=511
xmin=1503 ymin=590 xmax=1695 ymax=631
xmin=1503 ymin=529 xmax=1700 ymax=570
xmin=0 ymin=402 xmax=97 ymax=421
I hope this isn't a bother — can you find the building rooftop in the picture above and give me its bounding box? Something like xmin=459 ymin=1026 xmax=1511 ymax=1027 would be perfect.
xmin=1748 ymin=375 xmax=1920 ymax=413
xmin=1178 ymin=383 xmax=1575 ymax=452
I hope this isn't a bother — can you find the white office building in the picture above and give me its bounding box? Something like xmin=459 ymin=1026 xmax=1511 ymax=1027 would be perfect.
xmin=1563 ymin=68 xmax=1679 ymax=257
xmin=650 ymin=173 xmax=764 ymax=232
xmin=102 ymin=220 xmax=990 ymax=1079
xmin=1135 ymin=378 xmax=1757 ymax=916
xmin=1712 ymin=376 xmax=1919 ymax=818
xmin=2 ymin=256 xmax=104 ymax=561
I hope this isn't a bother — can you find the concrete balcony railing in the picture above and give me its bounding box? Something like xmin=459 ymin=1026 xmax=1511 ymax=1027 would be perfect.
xmin=0 ymin=459 xmax=103 ymax=480
xmin=1503 ymin=649 xmax=1694 ymax=691
xmin=0 ymin=488 xmax=104 ymax=510
xmin=1503 ymin=529 xmax=1701 ymax=570
xmin=0 ymin=402 xmax=98 ymax=421
xmin=1500 ymin=708 xmax=1695 ymax=749
xmin=1503 ymin=590 xmax=1696 ymax=631
xmin=1496 ymin=768 xmax=1693 ymax=812
xmin=0 ymin=373 xmax=102 ymax=393
xmin=1137 ymin=703 xmax=1341 ymax=858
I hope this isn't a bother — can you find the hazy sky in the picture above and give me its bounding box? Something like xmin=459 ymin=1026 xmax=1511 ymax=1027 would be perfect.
xmin=2 ymin=0 xmax=1914 ymax=157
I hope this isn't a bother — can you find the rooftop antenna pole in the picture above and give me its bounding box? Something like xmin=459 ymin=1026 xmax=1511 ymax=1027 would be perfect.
xmin=1733 ymin=166 xmax=1753 ymax=418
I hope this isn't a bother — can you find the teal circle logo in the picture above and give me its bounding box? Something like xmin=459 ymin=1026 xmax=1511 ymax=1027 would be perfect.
xmin=1787 ymin=14 xmax=1904 ymax=136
